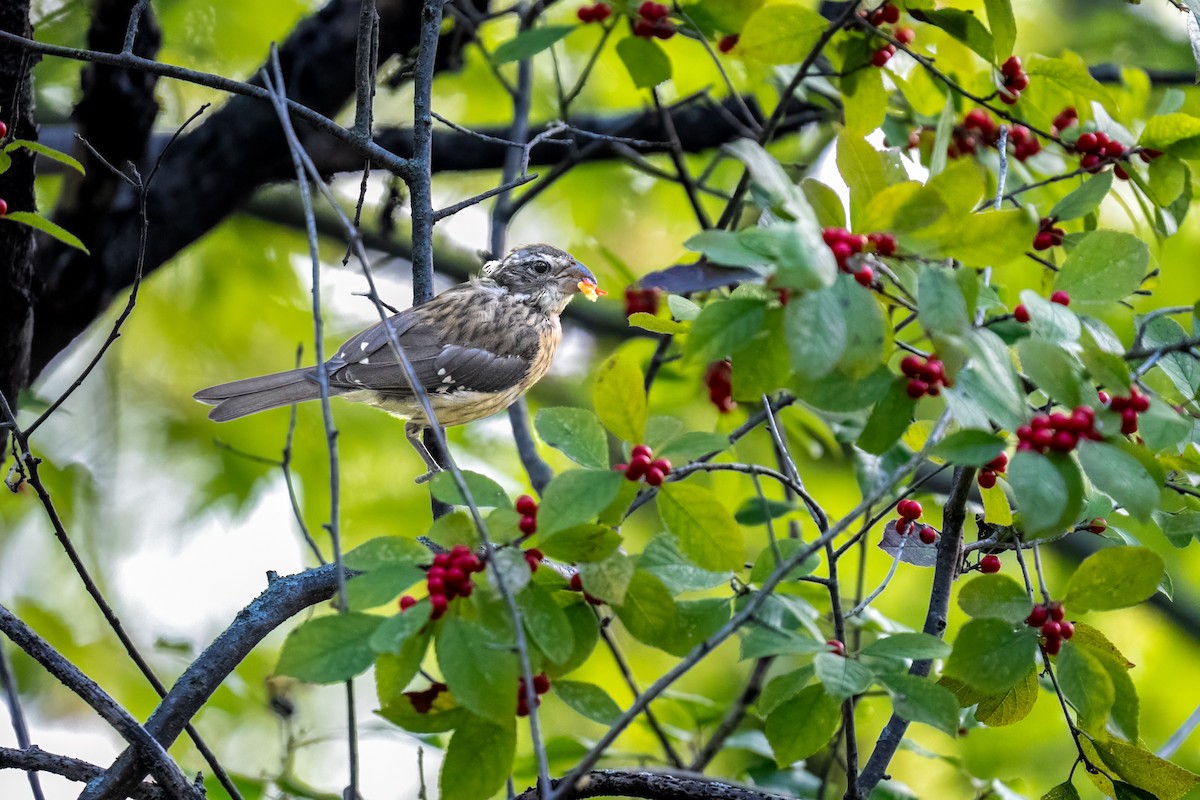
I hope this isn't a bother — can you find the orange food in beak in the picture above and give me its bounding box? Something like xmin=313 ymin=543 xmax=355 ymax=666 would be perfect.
xmin=578 ymin=279 xmax=607 ymax=301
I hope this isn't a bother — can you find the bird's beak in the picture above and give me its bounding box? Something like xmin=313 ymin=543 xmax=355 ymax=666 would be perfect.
xmin=563 ymin=261 xmax=606 ymax=302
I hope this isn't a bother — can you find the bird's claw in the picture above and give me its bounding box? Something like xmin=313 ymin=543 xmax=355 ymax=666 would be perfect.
xmin=414 ymin=468 xmax=442 ymax=485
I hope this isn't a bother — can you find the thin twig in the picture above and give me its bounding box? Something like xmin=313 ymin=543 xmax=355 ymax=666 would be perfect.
xmin=0 ymin=642 xmax=46 ymax=800
xmin=597 ymin=622 xmax=684 ymax=768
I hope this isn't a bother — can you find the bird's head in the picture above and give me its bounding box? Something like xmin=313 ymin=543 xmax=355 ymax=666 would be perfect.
xmin=482 ymin=244 xmax=605 ymax=314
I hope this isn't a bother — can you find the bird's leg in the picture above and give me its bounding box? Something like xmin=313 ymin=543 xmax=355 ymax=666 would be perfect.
xmin=406 ymin=422 xmax=443 ymax=484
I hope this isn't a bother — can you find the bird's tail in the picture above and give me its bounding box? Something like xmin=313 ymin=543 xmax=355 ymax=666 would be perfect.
xmin=194 ymin=368 xmax=341 ymax=422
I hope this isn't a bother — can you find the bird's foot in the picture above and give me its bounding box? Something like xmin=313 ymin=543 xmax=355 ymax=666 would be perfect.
xmin=414 ymin=467 xmax=443 ymax=485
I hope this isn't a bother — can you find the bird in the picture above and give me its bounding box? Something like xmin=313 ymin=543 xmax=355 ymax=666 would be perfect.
xmin=194 ymin=244 xmax=604 ymax=480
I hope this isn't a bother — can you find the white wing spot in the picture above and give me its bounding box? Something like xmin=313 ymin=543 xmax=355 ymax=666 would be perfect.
xmin=457 ymin=385 xmax=465 ymax=392
xmin=360 ymin=341 xmax=370 ymax=351
xmin=437 ymin=368 xmax=446 ymax=376
xmin=361 ymin=357 xmax=370 ymax=365
xmin=442 ymin=376 xmax=454 ymax=384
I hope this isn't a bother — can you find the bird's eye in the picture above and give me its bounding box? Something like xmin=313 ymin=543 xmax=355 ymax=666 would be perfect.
xmin=532 ymin=260 xmax=551 ymax=274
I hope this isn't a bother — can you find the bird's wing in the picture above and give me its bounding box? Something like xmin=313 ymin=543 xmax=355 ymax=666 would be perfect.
xmin=324 ymin=287 xmax=535 ymax=395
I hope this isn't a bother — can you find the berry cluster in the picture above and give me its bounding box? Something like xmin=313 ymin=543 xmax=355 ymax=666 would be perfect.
xmin=633 ymin=1 xmax=674 ymax=39
xmin=1026 ymin=601 xmax=1073 ymax=655
xmin=517 ymin=673 xmax=551 ymax=717
xmin=893 ymin=500 xmax=937 ymax=543
xmin=705 ymin=360 xmax=735 ymax=413
xmin=1016 ymin=406 xmax=1100 ymax=454
xmin=980 ymin=554 xmax=1001 ymax=573
xmin=524 ymin=547 xmax=544 ymax=572
xmin=1052 ymin=107 xmax=1078 ymax=135
xmin=718 ymin=33 xmax=739 ymax=53
xmin=865 ymin=2 xmax=900 ymax=25
xmin=1013 ymin=290 xmax=1069 ymax=323
xmin=1033 ymin=217 xmax=1066 ymax=251
xmin=569 ymin=572 xmax=604 ymax=605
xmin=977 ymin=452 xmax=1007 ymax=489
xmin=516 ymin=494 xmax=539 ymax=536
xmin=900 ymin=354 xmax=948 ymax=399
xmin=1100 ymin=386 xmax=1150 ymax=435
xmin=1075 ymin=131 xmax=1130 ymax=178
xmin=615 ymin=444 xmax=672 ymax=486
xmin=576 ymin=2 xmax=611 ymax=22
xmin=998 ymin=56 xmax=1029 ymax=105
xmin=400 ymin=545 xmax=485 ymax=620
xmin=861 ymin=4 xmax=912 ymax=67
xmin=821 ymin=227 xmax=896 ymax=286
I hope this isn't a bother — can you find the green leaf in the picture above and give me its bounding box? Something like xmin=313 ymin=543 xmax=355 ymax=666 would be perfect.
xmin=1042 ymin=782 xmax=1081 ymax=800
xmin=740 ymin=222 xmax=838 ymax=292
xmin=842 ymin=63 xmax=887 ymax=138
xmin=837 ymin=132 xmax=905 ymax=224
xmin=1140 ymin=316 xmax=1200 ymax=400
xmin=536 ymin=469 xmax=624 ymax=537
xmin=1018 ymin=337 xmax=1085 ymax=407
xmin=1075 ymin=440 xmax=1161 ymax=520
xmin=370 ymin=603 xmax=433 ymax=653
xmin=1025 ymin=55 xmax=1117 ymax=110
xmin=862 ymin=632 xmax=952 ymax=660
xmin=437 ymin=614 xmax=519 ymax=723
xmin=553 ymin=680 xmax=622 ymax=724
xmin=764 ymin=684 xmax=841 ymax=766
xmin=983 ymin=0 xmax=1015 ymax=59
xmin=1054 ymin=231 xmax=1149 ymax=305
xmin=616 ymin=36 xmax=671 ymax=89
xmin=1066 ymin=546 xmax=1164 ymax=612
xmin=734 ymin=496 xmax=795 ymax=526
xmin=684 ymin=228 xmax=768 ymax=267
xmin=956 ymin=328 xmax=1027 ymax=431
xmin=857 ymin=379 xmax=916 ymax=455
xmin=785 ymin=275 xmax=885 ymax=381
xmin=919 ymin=265 xmax=971 ymax=337
xmin=758 ymin=665 xmax=815 ymax=715
xmin=975 ymin=665 xmax=1039 ymax=726
xmin=749 ymin=537 xmax=820 ymax=584
xmin=344 ymin=536 xmax=429 ymax=571
xmin=802 ymin=178 xmax=846 ymax=229
xmin=375 ymin=637 xmax=432 ymax=703
xmin=578 ymin=551 xmax=635 ymax=605
xmin=1008 ymin=451 xmax=1084 ymax=538
xmin=1021 ymin=290 xmax=1082 ymax=344
xmin=932 ymin=430 xmax=1006 ymax=467
xmin=639 ymin=534 xmax=730 ymax=593
xmin=345 ymin=564 xmax=423 ymax=610
xmin=5 ymin=139 xmax=85 ymax=173
xmin=612 ymin=570 xmax=679 ymax=651
xmin=545 ymin=601 xmax=600 ymax=675
xmin=276 ymin=613 xmax=382 ymax=684
xmin=877 ymin=672 xmax=960 ymax=736
xmin=957 ymin=574 xmax=1031 ymax=625
xmin=1049 ymin=172 xmax=1114 ymax=222
xmin=943 ymin=618 xmax=1038 ymax=694
xmin=593 ymin=351 xmax=646 ymax=442
xmin=538 ymin=523 xmax=621 ymax=563
xmin=430 ymin=470 xmax=510 ymax=509
xmin=736 ymin=3 xmax=828 ymax=64
xmin=917 ymin=8 xmax=994 ymax=60
xmin=685 ymin=298 xmax=766 ymax=364
xmin=627 ymin=311 xmax=689 ymax=335
xmin=1093 ymin=739 xmax=1200 ymax=800
xmin=814 ymin=652 xmax=873 ymax=700
xmin=741 ymin=626 xmax=827 ymax=660
xmin=535 ymin=407 xmax=609 ymax=469
xmin=657 ymin=482 xmax=744 ymax=571
xmin=439 ymin=718 xmax=516 ymax=800
xmin=657 ymin=430 xmax=730 ymax=461
xmin=1139 ymin=112 xmax=1200 ymax=158
xmin=518 ymin=582 xmax=574 ymax=664
xmin=1148 ymin=154 xmax=1187 ymax=206
xmin=4 ymin=212 xmax=89 ymax=254
xmin=1057 ymin=641 xmax=1115 ymax=731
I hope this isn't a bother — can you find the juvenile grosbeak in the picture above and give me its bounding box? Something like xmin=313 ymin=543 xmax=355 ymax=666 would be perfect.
xmin=194 ymin=244 xmax=603 ymax=478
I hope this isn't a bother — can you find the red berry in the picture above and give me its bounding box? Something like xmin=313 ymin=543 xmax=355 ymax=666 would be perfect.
xmin=1059 ymin=621 xmax=1075 ymax=640
xmin=516 ymin=494 xmax=538 ymax=515
xmin=1080 ymin=153 xmax=1102 ymax=171
xmin=1075 ymin=132 xmax=1099 ymax=153
xmin=1041 ymin=621 xmax=1062 ymax=639
xmin=569 ymin=573 xmax=584 ymax=591
xmin=645 ymin=467 xmax=665 ymax=486
xmin=1006 ymin=72 xmax=1030 ymax=91
xmin=430 ymin=594 xmax=449 ymax=615
xmin=900 ymin=355 xmax=923 ymax=378
xmin=651 ymin=458 xmax=671 ymax=474
xmin=524 ymin=548 xmax=543 ymax=571
xmin=906 ymin=379 xmax=928 ymax=398
xmin=1069 ymin=407 xmax=1094 ymax=433
xmin=1103 ymin=139 xmax=1126 ymax=158
xmin=1139 ymin=148 xmax=1163 ymax=162
xmin=880 ymin=3 xmax=900 ymax=23
xmin=593 ymin=3 xmax=612 ymax=20
xmin=1049 ymin=602 xmax=1065 ymax=621
xmin=1026 ymin=605 xmax=1049 ymax=627
xmin=869 ymin=232 xmax=897 ymax=255
xmin=718 ymin=33 xmax=739 ymax=53
xmin=830 ymin=240 xmax=853 ymax=267
xmin=1121 ymin=407 xmax=1139 ymax=435
xmin=0 ymin=121 xmax=7 ymax=138
xmin=631 ymin=444 xmax=653 ymax=460
xmin=999 ymin=89 xmax=1019 ymax=105
xmin=1132 ymin=392 xmax=1150 ymax=413
xmin=652 ymin=21 xmax=675 ymax=39
xmin=1053 ymin=107 xmax=1077 ymax=131
xmin=445 ymin=566 xmax=466 ymax=585
xmin=1031 ymin=428 xmax=1054 ymax=451
xmin=826 ymin=639 xmax=847 ymax=656
xmin=433 ymin=553 xmax=451 ymax=568
xmin=577 ymin=5 xmax=594 ymax=21
xmin=898 ymin=499 xmax=923 ymax=520
xmin=633 ymin=18 xmax=654 ymax=37
xmin=399 ymin=595 xmax=417 ymax=610
xmin=519 ymin=515 xmax=538 ymax=536
xmin=1001 ymin=55 xmax=1022 ymax=77
xmin=1050 ymin=290 xmax=1070 ymax=306
xmin=1114 ymin=165 xmax=1129 ymax=181
xmin=895 ymin=27 xmax=915 ymax=44
xmin=987 ymin=452 xmax=1008 ymax=472
xmin=533 ymin=673 xmax=551 ymax=694
xmin=895 ymin=517 xmax=911 ymax=535
xmin=1044 ymin=636 xmax=1062 ymax=655
xmin=627 ymin=453 xmax=651 ymax=479
xmin=1050 ymin=430 xmax=1078 ymax=452
xmin=623 ymin=287 xmax=659 ymax=317
xmin=1098 ymin=390 xmax=1110 ymax=405
xmin=427 ymin=577 xmax=446 ymax=595
xmin=1033 ymin=231 xmax=1055 ymax=251
xmin=871 ymin=47 xmax=893 ymax=67
xmin=919 ymin=526 xmax=937 ymax=544
xmin=639 ymin=1 xmax=668 ymax=19
xmin=980 ymin=554 xmax=1001 ymax=573
xmin=854 ymin=267 xmax=873 ymax=286
xmin=977 ymin=469 xmax=997 ymax=489
xmin=1013 ymin=304 xmax=1030 ymax=323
